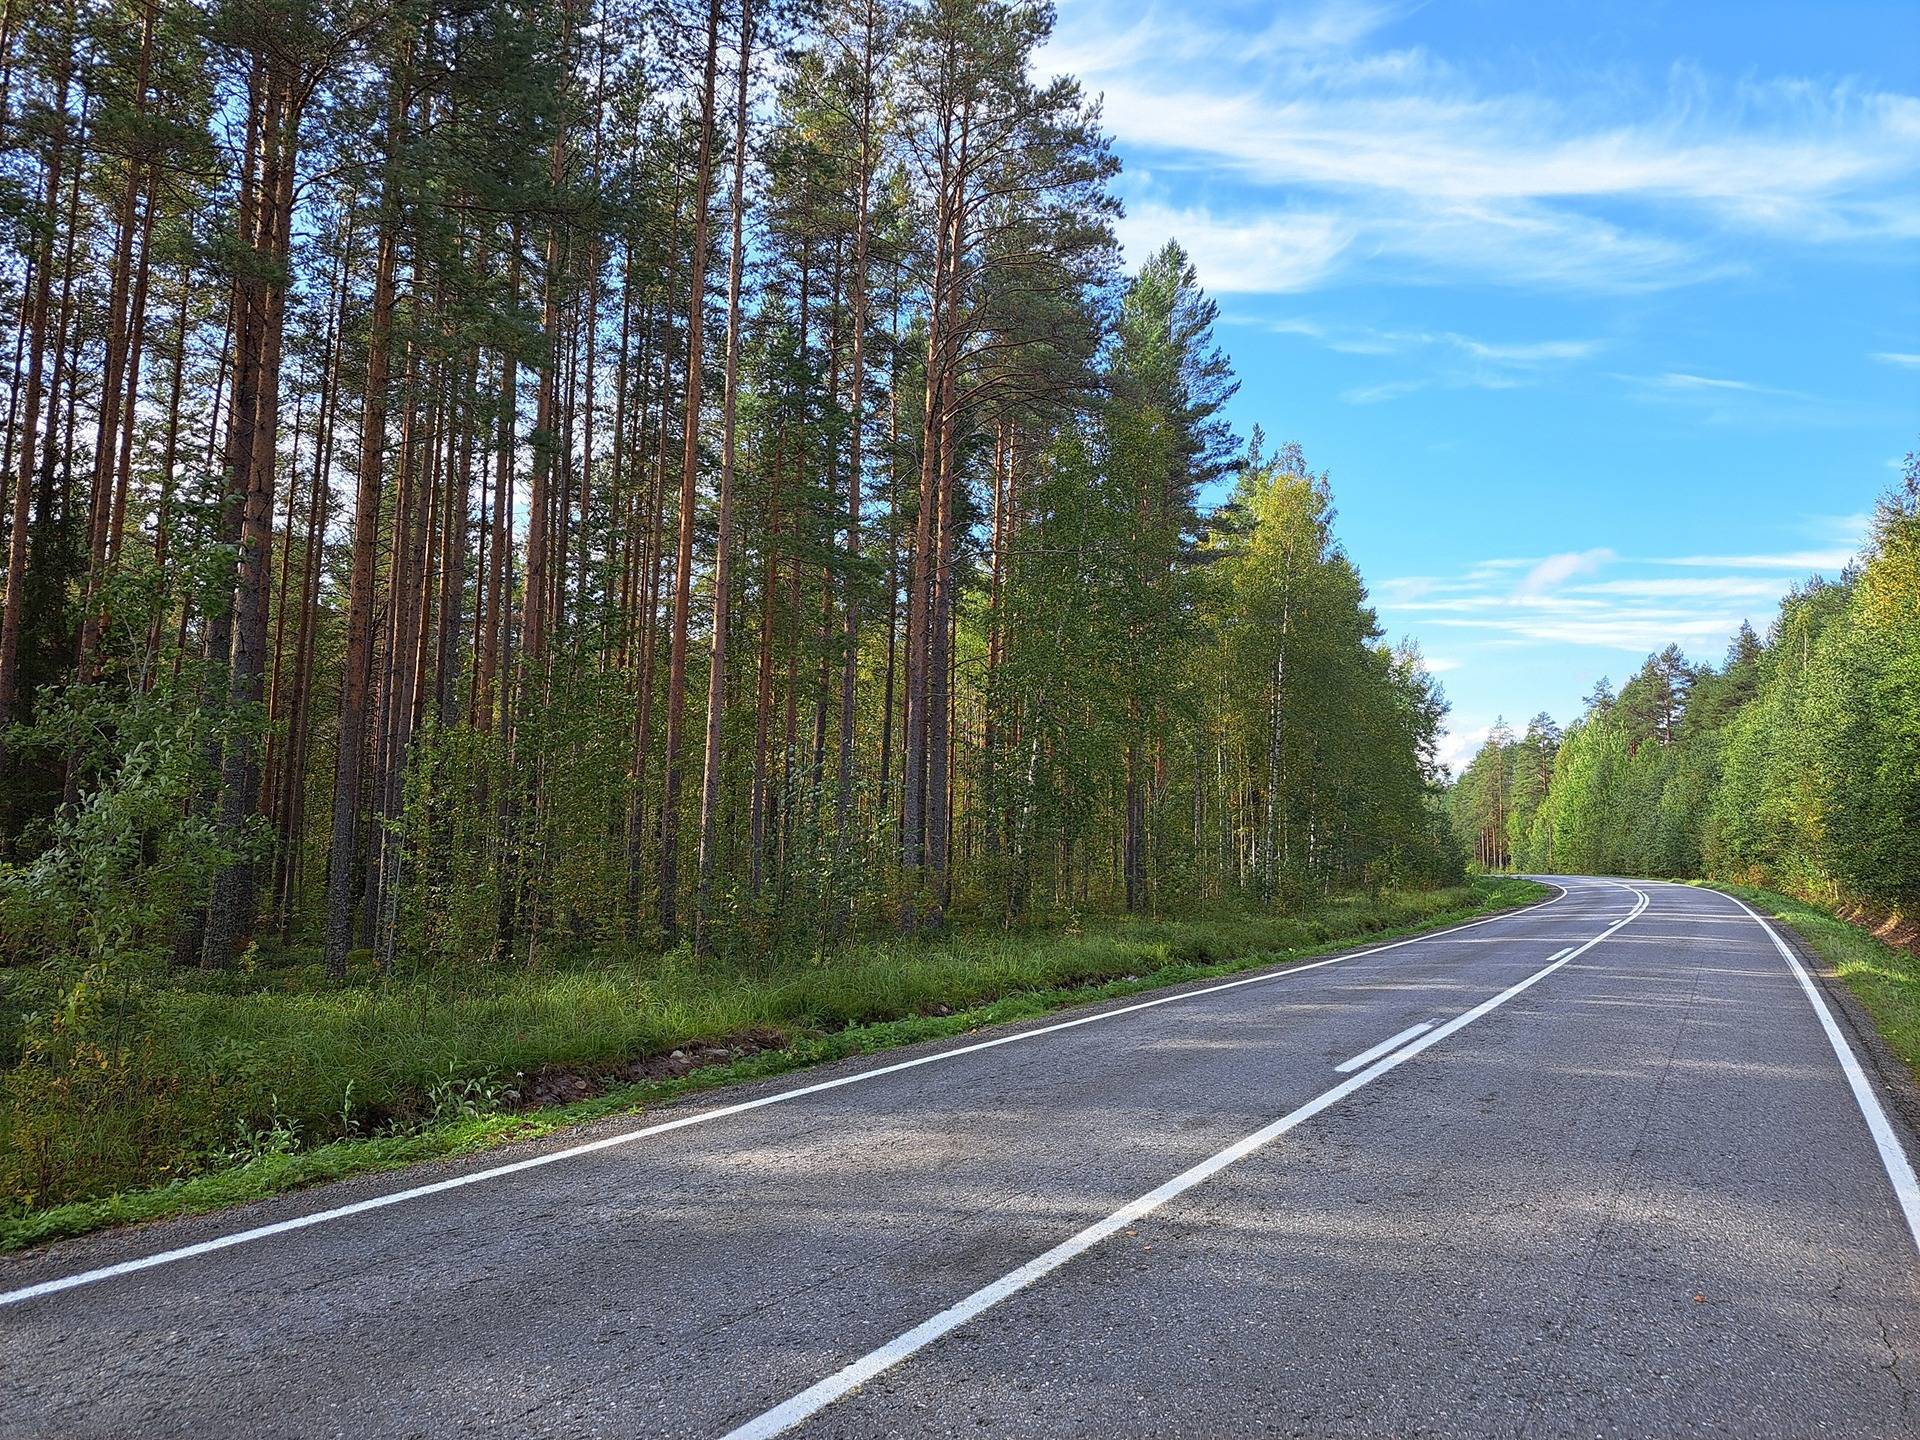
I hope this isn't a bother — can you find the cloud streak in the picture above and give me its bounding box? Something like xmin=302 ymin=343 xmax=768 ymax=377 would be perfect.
xmin=1374 ymin=527 xmax=1864 ymax=658
xmin=1655 ymin=549 xmax=1857 ymax=572
xmin=1049 ymin=0 xmax=1920 ymax=292
xmin=1115 ymin=201 xmax=1351 ymax=294
xmin=1257 ymin=320 xmax=1607 ymax=402
xmin=1516 ymin=548 xmax=1614 ymax=596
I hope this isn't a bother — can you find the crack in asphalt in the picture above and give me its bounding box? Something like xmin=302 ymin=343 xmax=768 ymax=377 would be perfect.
xmin=1878 ymin=1313 xmax=1911 ymax=1410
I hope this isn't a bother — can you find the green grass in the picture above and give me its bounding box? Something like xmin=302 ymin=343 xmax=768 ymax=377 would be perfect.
xmin=1695 ymin=881 xmax=1920 ymax=1079
xmin=0 ymin=877 xmax=1547 ymax=1251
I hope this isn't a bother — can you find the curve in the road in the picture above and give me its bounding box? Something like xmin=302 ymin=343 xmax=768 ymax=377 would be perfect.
xmin=718 ymin=884 xmax=1652 ymax=1440
xmin=6 ymin=875 xmax=1918 ymax=1440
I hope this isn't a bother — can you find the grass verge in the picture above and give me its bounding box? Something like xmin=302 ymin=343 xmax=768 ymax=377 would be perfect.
xmin=1 ymin=876 xmax=1547 ymax=1253
xmin=1695 ymin=881 xmax=1920 ymax=1081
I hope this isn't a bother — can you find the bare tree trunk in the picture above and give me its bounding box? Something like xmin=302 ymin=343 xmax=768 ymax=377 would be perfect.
xmin=693 ymin=0 xmax=753 ymax=951
xmin=518 ymin=137 xmax=567 ymax=685
xmin=474 ymin=243 xmax=520 ymax=734
xmin=143 ymin=267 xmax=192 ymax=688
xmin=322 ymin=54 xmax=409 ymax=978
xmin=748 ymin=429 xmax=782 ymax=897
xmin=657 ymin=0 xmax=720 ymax=942
xmin=982 ymin=421 xmax=1007 ymax=871
xmin=273 ymin=246 xmax=342 ymax=933
xmin=877 ymin=284 xmax=902 ymax=830
xmin=821 ymin=0 xmax=882 ymax=925
xmin=0 ymin=23 xmax=72 ymax=765
xmin=923 ymin=114 xmax=970 ymax=925
xmin=436 ymin=349 xmax=473 ymax=730
xmin=375 ymin=343 xmax=436 ymax=967
xmin=900 ymin=166 xmax=950 ymax=901
xmin=204 ymin=56 xmax=303 ymax=966
xmin=104 ymin=164 xmax=158 ymax=579
xmin=74 ymin=12 xmax=153 ymax=685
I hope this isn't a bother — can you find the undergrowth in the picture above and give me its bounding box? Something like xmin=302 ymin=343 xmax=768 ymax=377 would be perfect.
xmin=0 ymin=877 xmax=1546 ymax=1249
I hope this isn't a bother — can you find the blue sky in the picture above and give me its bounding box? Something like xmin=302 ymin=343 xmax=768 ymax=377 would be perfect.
xmin=1040 ymin=0 xmax=1920 ymax=769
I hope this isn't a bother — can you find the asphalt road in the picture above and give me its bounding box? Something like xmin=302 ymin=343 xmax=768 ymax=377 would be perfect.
xmin=5 ymin=877 xmax=1919 ymax=1439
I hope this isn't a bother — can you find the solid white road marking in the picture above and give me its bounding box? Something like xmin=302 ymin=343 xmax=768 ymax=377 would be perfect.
xmin=0 ymin=887 xmax=1577 ymax=1310
xmin=1714 ymin=886 xmax=1920 ymax=1253
xmin=1334 ymin=1021 xmax=1434 ymax=1073
xmin=715 ymin=892 xmax=1649 ymax=1440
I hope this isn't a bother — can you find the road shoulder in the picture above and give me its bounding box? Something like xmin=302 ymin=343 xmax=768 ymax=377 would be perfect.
xmin=1697 ymin=880 xmax=1920 ymax=1165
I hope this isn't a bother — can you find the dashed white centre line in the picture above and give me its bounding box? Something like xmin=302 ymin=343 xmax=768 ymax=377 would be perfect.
xmin=715 ymin=894 xmax=1647 ymax=1440
xmin=1334 ymin=1021 xmax=1435 ymax=1073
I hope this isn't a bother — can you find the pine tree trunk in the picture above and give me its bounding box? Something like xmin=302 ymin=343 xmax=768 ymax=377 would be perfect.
xmin=832 ymin=7 xmax=877 ymax=901
xmin=104 ymin=163 xmax=158 ymax=577
xmin=749 ymin=429 xmax=782 ymax=898
xmin=204 ymin=57 xmax=302 ymax=966
xmin=0 ymin=33 xmax=71 ymax=765
xmin=74 ymin=12 xmax=153 ymax=685
xmin=436 ymin=351 xmax=473 ymax=731
xmin=474 ymin=244 xmax=520 ymax=734
xmin=657 ymin=0 xmax=720 ymax=942
xmin=626 ymin=288 xmax=676 ymax=928
xmin=321 ymin=58 xmax=408 ymax=978
xmin=692 ymin=0 xmax=753 ymax=950
xmin=900 ymin=171 xmax=950 ymax=898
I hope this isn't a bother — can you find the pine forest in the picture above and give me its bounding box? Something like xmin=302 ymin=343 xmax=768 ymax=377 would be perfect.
xmin=0 ymin=0 xmax=1461 ymax=1212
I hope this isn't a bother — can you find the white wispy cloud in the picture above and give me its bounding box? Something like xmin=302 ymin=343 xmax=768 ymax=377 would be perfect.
xmin=1342 ymin=377 xmax=1432 ymax=404
xmin=1293 ymin=322 xmax=1602 ymax=402
xmin=1655 ymin=548 xmax=1856 ymax=572
xmin=1618 ymin=369 xmax=1839 ymax=425
xmin=1455 ymin=337 xmax=1600 ymax=364
xmin=1381 ymin=576 xmax=1752 ymax=655
xmin=1422 ymin=612 xmax=1747 ymax=650
xmin=1253 ymin=318 xmax=1603 ymax=363
xmin=1572 ymin=576 xmax=1795 ymax=600
xmin=1873 ymin=351 xmax=1920 ymax=368
xmin=1515 ymin=548 xmax=1614 ymax=596
xmin=1805 ymin=511 xmax=1875 ymax=546
xmin=1048 ymin=0 xmax=1920 ymax=292
xmin=1374 ymin=526 xmax=1862 ymax=657
xmin=1437 ymin=722 xmax=1491 ymax=775
xmin=1115 ymin=201 xmax=1352 ymax=294
xmin=1652 ymin=371 xmax=1768 ymax=392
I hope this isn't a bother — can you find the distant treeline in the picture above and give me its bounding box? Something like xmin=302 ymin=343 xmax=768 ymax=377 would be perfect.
xmin=1453 ymin=460 xmax=1920 ymax=916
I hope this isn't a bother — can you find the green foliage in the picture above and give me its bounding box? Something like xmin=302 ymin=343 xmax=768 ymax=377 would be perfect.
xmin=0 ymin=677 xmax=254 ymax=1209
xmin=1199 ymin=459 xmax=1458 ymax=899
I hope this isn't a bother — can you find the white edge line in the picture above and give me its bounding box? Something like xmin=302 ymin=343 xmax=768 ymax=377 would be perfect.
xmin=1333 ymin=1021 xmax=1434 ymax=1073
xmin=1719 ymin=887 xmax=1920 ymax=1253
xmin=0 ymin=886 xmax=1571 ymax=1310
xmin=715 ymin=888 xmax=1649 ymax=1440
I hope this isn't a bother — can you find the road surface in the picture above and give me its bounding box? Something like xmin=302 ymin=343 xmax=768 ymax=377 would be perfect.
xmin=4 ymin=877 xmax=1918 ymax=1438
